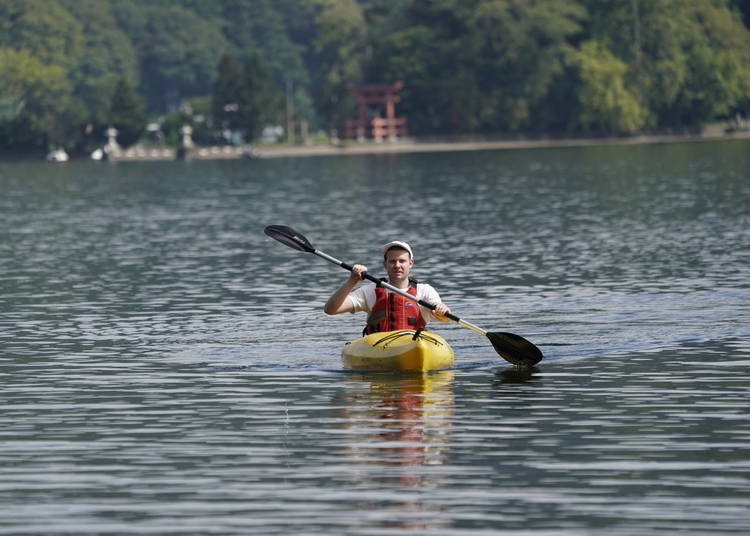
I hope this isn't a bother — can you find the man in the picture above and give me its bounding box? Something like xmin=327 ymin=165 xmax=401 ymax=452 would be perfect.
xmin=324 ymin=240 xmax=451 ymax=334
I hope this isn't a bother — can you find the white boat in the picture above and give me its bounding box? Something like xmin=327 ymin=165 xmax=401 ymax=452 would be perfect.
xmin=46 ymin=149 xmax=69 ymax=163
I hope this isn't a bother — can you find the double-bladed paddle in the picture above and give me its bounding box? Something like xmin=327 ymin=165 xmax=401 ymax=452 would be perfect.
xmin=264 ymin=224 xmax=543 ymax=367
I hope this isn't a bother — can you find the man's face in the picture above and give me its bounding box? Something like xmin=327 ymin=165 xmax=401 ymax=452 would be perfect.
xmin=383 ymin=248 xmax=413 ymax=281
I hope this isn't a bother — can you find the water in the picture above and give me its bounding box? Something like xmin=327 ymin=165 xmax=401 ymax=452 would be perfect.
xmin=1 ymin=140 xmax=749 ymax=534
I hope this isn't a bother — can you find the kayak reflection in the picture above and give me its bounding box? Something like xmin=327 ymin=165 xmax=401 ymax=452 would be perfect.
xmin=337 ymin=371 xmax=454 ymax=531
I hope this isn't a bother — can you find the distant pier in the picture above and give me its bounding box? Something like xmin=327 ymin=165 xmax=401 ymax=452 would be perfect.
xmin=106 ymin=145 xmax=253 ymax=161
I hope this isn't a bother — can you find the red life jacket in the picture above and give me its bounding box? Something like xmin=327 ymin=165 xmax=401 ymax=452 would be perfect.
xmin=364 ymin=285 xmax=427 ymax=334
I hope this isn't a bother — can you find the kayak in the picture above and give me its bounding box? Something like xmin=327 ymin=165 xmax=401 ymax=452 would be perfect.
xmin=342 ymin=330 xmax=454 ymax=371
xmin=341 ymin=329 xmax=454 ymax=372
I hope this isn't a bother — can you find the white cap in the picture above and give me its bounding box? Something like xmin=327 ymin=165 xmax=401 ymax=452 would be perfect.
xmin=380 ymin=240 xmax=413 ymax=259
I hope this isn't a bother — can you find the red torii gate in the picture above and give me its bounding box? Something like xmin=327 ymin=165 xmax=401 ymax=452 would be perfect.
xmin=344 ymin=81 xmax=407 ymax=141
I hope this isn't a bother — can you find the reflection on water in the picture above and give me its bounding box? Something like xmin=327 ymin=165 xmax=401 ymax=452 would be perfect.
xmin=1 ymin=141 xmax=749 ymax=534
xmin=338 ymin=372 xmax=454 ymax=532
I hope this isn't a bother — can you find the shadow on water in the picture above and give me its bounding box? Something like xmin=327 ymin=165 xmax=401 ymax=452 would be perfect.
xmin=492 ymin=365 xmax=541 ymax=385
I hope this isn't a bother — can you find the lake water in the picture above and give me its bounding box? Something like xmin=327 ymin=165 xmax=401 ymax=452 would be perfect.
xmin=1 ymin=140 xmax=749 ymax=535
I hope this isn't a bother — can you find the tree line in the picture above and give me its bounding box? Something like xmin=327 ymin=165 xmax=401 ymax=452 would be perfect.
xmin=1 ymin=0 xmax=749 ymax=155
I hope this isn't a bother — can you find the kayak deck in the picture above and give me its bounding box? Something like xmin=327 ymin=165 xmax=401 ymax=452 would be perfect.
xmin=342 ymin=329 xmax=454 ymax=372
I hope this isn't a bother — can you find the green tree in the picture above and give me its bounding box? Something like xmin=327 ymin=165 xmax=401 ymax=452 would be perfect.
xmin=307 ymin=0 xmax=368 ymax=129
xmin=368 ymin=24 xmax=474 ymax=134
xmin=221 ymin=0 xmax=314 ymax=127
xmin=0 ymin=0 xmax=87 ymax=150
xmin=670 ymin=0 xmax=750 ymax=128
xmin=0 ymin=48 xmax=77 ymax=151
xmin=368 ymin=0 xmax=586 ymax=134
xmin=58 ymin=0 xmax=139 ymax=127
xmin=137 ymin=5 xmax=228 ymax=111
xmin=0 ymin=0 xmax=83 ymax=73
xmin=468 ymin=0 xmax=585 ymax=132
xmin=108 ymin=78 xmax=147 ymax=147
xmin=3 ymin=0 xmax=749 ymax=148
xmin=237 ymin=52 xmax=283 ymax=141
xmin=221 ymin=0 xmax=308 ymax=85
xmin=363 ymin=1 xmax=469 ymax=134
xmin=572 ymin=41 xmax=647 ymax=134
xmin=212 ymin=52 xmax=245 ymax=133
xmin=582 ymin=0 xmax=750 ymax=131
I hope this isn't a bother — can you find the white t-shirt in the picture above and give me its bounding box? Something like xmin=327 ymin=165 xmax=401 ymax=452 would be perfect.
xmin=347 ymin=282 xmax=442 ymax=323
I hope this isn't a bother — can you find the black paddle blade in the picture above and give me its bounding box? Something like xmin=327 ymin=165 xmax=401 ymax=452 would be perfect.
xmin=487 ymin=332 xmax=544 ymax=367
xmin=264 ymin=225 xmax=315 ymax=253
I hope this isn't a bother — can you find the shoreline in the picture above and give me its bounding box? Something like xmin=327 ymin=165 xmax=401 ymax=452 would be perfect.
xmin=3 ymin=128 xmax=748 ymax=164
xmin=252 ymin=128 xmax=750 ymax=159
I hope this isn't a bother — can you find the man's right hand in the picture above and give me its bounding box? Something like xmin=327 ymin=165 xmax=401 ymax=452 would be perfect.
xmin=325 ymin=264 xmax=367 ymax=315
xmin=349 ymin=264 xmax=368 ymax=282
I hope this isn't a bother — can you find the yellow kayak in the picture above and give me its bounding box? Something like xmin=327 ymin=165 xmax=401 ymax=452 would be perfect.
xmin=341 ymin=329 xmax=454 ymax=372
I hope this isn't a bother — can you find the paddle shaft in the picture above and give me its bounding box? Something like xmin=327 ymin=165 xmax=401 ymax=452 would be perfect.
xmin=313 ymin=249 xmax=487 ymax=336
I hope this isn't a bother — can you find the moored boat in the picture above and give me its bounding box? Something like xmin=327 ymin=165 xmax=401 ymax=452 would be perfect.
xmin=342 ymin=329 xmax=454 ymax=372
xmin=45 ymin=149 xmax=69 ymax=163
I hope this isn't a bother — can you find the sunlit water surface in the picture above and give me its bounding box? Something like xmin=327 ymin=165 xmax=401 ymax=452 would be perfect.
xmin=1 ymin=140 xmax=749 ymax=534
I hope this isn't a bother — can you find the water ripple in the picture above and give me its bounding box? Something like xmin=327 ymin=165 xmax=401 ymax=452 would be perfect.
xmin=1 ymin=142 xmax=749 ymax=534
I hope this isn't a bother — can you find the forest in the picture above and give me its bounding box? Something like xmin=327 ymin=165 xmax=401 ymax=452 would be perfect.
xmin=1 ymin=0 xmax=750 ymax=155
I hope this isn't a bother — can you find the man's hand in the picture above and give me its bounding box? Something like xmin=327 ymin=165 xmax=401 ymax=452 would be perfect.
xmin=349 ymin=264 xmax=367 ymax=282
xmin=432 ymin=302 xmax=451 ymax=321
xmin=325 ymin=264 xmax=367 ymax=315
